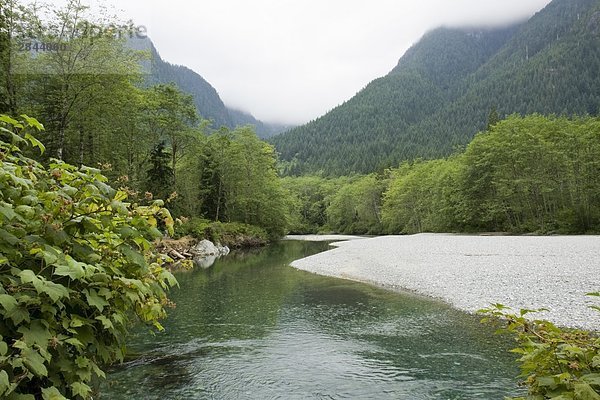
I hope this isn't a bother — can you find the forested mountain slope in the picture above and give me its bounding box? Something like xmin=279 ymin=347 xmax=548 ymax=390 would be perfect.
xmin=272 ymin=0 xmax=600 ymax=175
xmin=130 ymin=38 xmax=286 ymax=138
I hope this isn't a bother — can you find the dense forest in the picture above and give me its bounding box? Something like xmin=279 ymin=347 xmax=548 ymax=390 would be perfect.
xmin=0 ymin=0 xmax=289 ymax=241
xmin=284 ymin=115 xmax=600 ymax=235
xmin=272 ymin=0 xmax=600 ymax=175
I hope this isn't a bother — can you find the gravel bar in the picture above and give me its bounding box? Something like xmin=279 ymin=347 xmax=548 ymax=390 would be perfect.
xmin=284 ymin=234 xmax=365 ymax=242
xmin=290 ymin=234 xmax=600 ymax=330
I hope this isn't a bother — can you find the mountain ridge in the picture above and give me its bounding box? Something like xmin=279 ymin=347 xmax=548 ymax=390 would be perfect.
xmin=272 ymin=0 xmax=600 ymax=175
xmin=129 ymin=37 xmax=288 ymax=138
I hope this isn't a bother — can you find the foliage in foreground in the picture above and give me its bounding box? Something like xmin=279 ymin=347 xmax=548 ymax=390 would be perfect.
xmin=480 ymin=303 xmax=600 ymax=400
xmin=0 ymin=116 xmax=177 ymax=399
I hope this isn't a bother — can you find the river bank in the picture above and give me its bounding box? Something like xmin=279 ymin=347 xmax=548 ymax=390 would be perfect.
xmin=290 ymin=234 xmax=600 ymax=330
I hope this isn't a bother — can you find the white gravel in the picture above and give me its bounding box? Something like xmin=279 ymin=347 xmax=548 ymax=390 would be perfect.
xmin=284 ymin=234 xmax=365 ymax=242
xmin=290 ymin=234 xmax=600 ymax=330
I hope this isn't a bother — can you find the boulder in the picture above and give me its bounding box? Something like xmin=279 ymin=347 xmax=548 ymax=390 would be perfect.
xmin=186 ymin=239 xmax=232 ymax=269
xmin=190 ymin=239 xmax=219 ymax=257
xmin=216 ymin=244 xmax=230 ymax=256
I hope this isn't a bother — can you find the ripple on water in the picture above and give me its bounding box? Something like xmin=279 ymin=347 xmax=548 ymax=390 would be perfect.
xmin=101 ymin=241 xmax=523 ymax=399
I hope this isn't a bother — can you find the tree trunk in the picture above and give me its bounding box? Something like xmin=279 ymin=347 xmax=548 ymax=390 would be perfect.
xmin=78 ymin=126 xmax=84 ymax=166
xmin=171 ymin=139 xmax=177 ymax=187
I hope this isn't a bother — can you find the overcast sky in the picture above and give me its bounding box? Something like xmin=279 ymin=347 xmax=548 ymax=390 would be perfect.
xmin=98 ymin=0 xmax=552 ymax=124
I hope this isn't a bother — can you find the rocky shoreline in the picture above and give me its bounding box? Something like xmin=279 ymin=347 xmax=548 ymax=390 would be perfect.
xmin=290 ymin=234 xmax=600 ymax=331
xmin=158 ymin=237 xmax=231 ymax=270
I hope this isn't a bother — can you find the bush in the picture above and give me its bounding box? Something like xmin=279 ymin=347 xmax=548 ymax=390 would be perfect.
xmin=175 ymin=217 xmax=268 ymax=248
xmin=480 ymin=303 xmax=600 ymax=400
xmin=0 ymin=116 xmax=177 ymax=399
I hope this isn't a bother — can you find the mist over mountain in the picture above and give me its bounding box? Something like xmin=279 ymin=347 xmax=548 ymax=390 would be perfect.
xmin=271 ymin=0 xmax=600 ymax=175
xmin=129 ymin=37 xmax=288 ymax=138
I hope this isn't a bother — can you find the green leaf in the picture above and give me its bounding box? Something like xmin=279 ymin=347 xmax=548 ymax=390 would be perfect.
xmin=0 ymin=115 xmax=20 ymax=126
xmin=22 ymin=348 xmax=48 ymax=377
xmin=14 ymin=205 xmax=34 ymax=219
xmin=520 ymin=308 xmax=541 ymax=316
xmin=54 ymin=258 xmax=85 ymax=280
xmin=18 ymin=320 xmax=52 ymax=347
xmin=64 ymin=338 xmax=84 ymax=349
xmin=24 ymin=133 xmax=45 ymax=154
xmin=70 ymin=382 xmax=91 ymax=398
xmin=41 ymin=246 xmax=60 ymax=265
xmin=19 ymin=269 xmax=42 ymax=287
xmin=119 ymin=245 xmax=146 ymax=267
xmin=39 ymin=281 xmax=69 ymax=302
xmin=0 ymin=228 xmax=19 ymax=246
xmin=0 ymin=294 xmax=18 ymax=312
xmin=21 ymin=269 xmax=68 ymax=301
xmin=45 ymin=227 xmax=69 ymax=246
xmin=95 ymin=315 xmax=114 ymax=330
xmin=69 ymin=317 xmax=85 ymax=328
xmin=574 ymin=383 xmax=600 ymax=400
xmin=160 ymin=269 xmax=178 ymax=288
xmin=41 ymin=387 xmax=67 ymax=400
xmin=537 ymin=375 xmax=557 ymax=388
xmin=85 ymin=289 xmax=109 ymax=312
xmin=20 ymin=115 xmax=44 ymax=131
xmin=0 ymin=203 xmax=17 ymax=221
xmin=117 ymin=226 xmax=137 ymax=238
xmin=0 ymin=370 xmax=9 ymax=395
xmin=0 ymin=340 xmax=8 ymax=356
xmin=6 ymin=306 xmax=30 ymax=325
xmin=7 ymin=394 xmax=36 ymax=400
xmin=582 ymin=374 xmax=600 ymax=387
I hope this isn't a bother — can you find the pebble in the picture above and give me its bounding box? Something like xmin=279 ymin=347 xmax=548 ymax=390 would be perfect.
xmin=290 ymin=234 xmax=600 ymax=331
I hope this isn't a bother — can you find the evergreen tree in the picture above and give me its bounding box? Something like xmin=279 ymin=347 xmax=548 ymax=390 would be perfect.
xmin=487 ymin=106 xmax=500 ymax=130
xmin=146 ymin=141 xmax=174 ymax=201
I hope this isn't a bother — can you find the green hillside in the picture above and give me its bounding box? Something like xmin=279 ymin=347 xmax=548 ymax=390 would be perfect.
xmin=272 ymin=0 xmax=600 ymax=175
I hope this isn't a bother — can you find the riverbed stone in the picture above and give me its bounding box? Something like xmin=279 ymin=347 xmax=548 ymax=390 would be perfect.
xmin=190 ymin=239 xmax=219 ymax=257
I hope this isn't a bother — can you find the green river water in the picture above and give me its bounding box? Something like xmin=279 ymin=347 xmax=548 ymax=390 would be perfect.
xmin=100 ymin=240 xmax=522 ymax=399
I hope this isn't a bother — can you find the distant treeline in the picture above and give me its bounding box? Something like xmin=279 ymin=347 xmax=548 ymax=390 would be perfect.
xmin=284 ymin=115 xmax=600 ymax=235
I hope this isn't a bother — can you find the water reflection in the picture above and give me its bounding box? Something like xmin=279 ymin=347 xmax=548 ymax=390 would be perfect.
xmin=101 ymin=241 xmax=522 ymax=399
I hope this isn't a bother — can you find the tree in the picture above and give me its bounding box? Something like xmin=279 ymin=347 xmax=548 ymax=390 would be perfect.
xmin=0 ymin=0 xmax=39 ymax=115
xmin=198 ymin=126 xmax=290 ymax=239
xmin=327 ymin=174 xmax=387 ymax=234
xmin=22 ymin=0 xmax=144 ymax=160
xmin=147 ymin=84 xmax=199 ymax=187
xmin=145 ymin=140 xmax=174 ymax=201
xmin=486 ymin=106 xmax=500 ymax=130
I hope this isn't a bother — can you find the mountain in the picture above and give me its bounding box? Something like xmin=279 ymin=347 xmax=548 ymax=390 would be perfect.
xmin=130 ymin=38 xmax=286 ymax=138
xmin=271 ymin=0 xmax=600 ymax=175
xmin=228 ymin=108 xmax=294 ymax=138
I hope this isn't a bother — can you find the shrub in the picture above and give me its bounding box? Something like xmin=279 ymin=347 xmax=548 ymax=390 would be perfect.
xmin=480 ymin=303 xmax=600 ymax=400
xmin=175 ymin=217 xmax=268 ymax=248
xmin=0 ymin=115 xmax=177 ymax=399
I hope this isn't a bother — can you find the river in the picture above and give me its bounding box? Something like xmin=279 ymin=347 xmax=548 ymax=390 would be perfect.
xmin=100 ymin=240 xmax=522 ymax=399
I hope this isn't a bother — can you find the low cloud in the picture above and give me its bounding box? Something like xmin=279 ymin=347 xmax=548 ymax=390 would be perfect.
xmin=108 ymin=0 xmax=552 ymax=124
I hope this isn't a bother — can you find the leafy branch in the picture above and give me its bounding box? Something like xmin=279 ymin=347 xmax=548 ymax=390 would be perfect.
xmin=479 ymin=303 xmax=600 ymax=400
